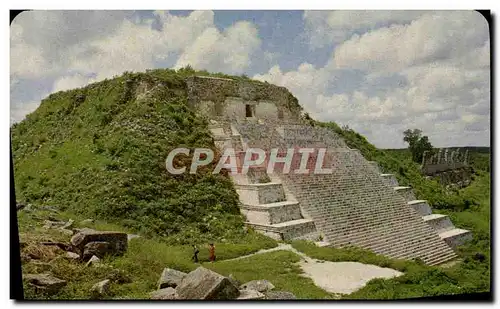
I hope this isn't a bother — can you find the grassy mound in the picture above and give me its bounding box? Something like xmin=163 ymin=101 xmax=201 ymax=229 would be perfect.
xmin=11 ymin=69 xmax=252 ymax=243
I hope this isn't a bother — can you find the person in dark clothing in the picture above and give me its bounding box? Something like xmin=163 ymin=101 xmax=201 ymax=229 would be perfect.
xmin=192 ymin=244 xmax=199 ymax=263
xmin=208 ymin=243 xmax=216 ymax=263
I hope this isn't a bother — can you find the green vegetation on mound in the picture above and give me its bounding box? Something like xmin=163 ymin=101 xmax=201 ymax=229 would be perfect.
xmin=12 ymin=69 xmax=247 ymax=243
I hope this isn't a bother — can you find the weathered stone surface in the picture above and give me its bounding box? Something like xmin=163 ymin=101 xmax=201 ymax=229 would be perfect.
xmin=150 ymin=287 xmax=177 ymax=300
xmin=59 ymin=229 xmax=74 ymax=236
xmin=86 ymin=255 xmax=100 ymax=267
xmin=71 ymin=229 xmax=127 ymax=257
xmin=237 ymin=289 xmax=265 ymax=300
xmin=227 ymin=274 xmax=241 ymax=288
xmin=43 ymin=220 xmax=66 ymax=229
xmin=40 ymin=241 xmax=71 ymax=251
xmin=61 ymin=219 xmax=74 ymax=230
xmin=127 ymin=234 xmax=141 ymax=241
xmin=264 ymin=291 xmax=297 ymax=299
xmin=175 ymin=267 xmax=240 ymax=300
xmin=157 ymin=268 xmax=187 ymax=289
xmin=83 ymin=241 xmax=113 ymax=260
xmin=65 ymin=251 xmax=80 ymax=260
xmin=91 ymin=279 xmax=111 ymax=297
xmin=240 ymin=279 xmax=275 ymax=292
xmin=23 ymin=273 xmax=67 ymax=294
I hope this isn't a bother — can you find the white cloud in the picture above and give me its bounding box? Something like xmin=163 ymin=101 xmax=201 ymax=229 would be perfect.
xmin=303 ymin=10 xmax=425 ymax=47
xmin=52 ymin=73 xmax=92 ymax=93
xmin=331 ymin=11 xmax=489 ymax=73
xmin=255 ymin=10 xmax=490 ymax=148
xmin=174 ymin=21 xmax=260 ymax=73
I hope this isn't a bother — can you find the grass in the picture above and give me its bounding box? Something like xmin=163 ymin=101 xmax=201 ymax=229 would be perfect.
xmin=18 ymin=206 xmax=279 ymax=300
xmin=206 ymin=250 xmax=335 ymax=299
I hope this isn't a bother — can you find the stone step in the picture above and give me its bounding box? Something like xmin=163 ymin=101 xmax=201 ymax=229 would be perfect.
xmin=426 ymin=252 xmax=460 ymax=266
xmin=246 ymin=218 xmax=317 ymax=241
xmin=393 ymin=186 xmax=417 ymax=202
xmin=386 ymin=238 xmax=456 ymax=262
xmin=240 ymin=201 xmax=303 ymax=225
xmin=380 ymin=173 xmax=399 ymax=187
xmin=408 ymin=200 xmax=433 ymax=216
xmin=367 ymin=161 xmax=382 ymax=174
xmin=235 ymin=182 xmax=287 ymax=205
xmin=422 ymin=214 xmax=455 ymax=233
xmin=439 ymin=228 xmax=473 ymax=248
xmin=348 ymin=226 xmax=441 ymax=255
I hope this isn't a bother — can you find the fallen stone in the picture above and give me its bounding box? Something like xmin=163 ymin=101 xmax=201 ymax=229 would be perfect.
xmin=71 ymin=229 xmax=127 ymax=257
xmin=43 ymin=220 xmax=66 ymax=229
xmin=80 ymin=219 xmax=94 ymax=225
xmin=61 ymin=219 xmax=74 ymax=230
xmin=59 ymin=229 xmax=74 ymax=236
xmin=91 ymin=279 xmax=111 ymax=297
xmin=227 ymin=274 xmax=241 ymax=288
xmin=86 ymin=255 xmax=100 ymax=267
xmin=65 ymin=251 xmax=80 ymax=260
xmin=83 ymin=241 xmax=113 ymax=260
xmin=150 ymin=287 xmax=177 ymax=300
xmin=157 ymin=268 xmax=187 ymax=289
xmin=40 ymin=241 xmax=71 ymax=251
xmin=240 ymin=279 xmax=275 ymax=292
xmin=264 ymin=291 xmax=297 ymax=300
xmin=175 ymin=267 xmax=240 ymax=300
xmin=237 ymin=289 xmax=265 ymax=300
xmin=127 ymin=234 xmax=141 ymax=241
xmin=23 ymin=273 xmax=67 ymax=294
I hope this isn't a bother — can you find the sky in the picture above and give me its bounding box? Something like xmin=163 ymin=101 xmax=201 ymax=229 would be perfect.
xmin=10 ymin=10 xmax=490 ymax=148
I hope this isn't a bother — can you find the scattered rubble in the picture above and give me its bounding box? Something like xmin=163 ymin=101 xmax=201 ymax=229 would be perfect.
xmin=150 ymin=287 xmax=177 ymax=300
xmin=23 ymin=273 xmax=67 ymax=294
xmin=264 ymin=291 xmax=297 ymax=299
xmin=86 ymin=255 xmax=101 ymax=267
xmin=91 ymin=279 xmax=111 ymax=297
xmin=157 ymin=268 xmax=187 ymax=289
xmin=65 ymin=251 xmax=80 ymax=260
xmin=240 ymin=279 xmax=275 ymax=293
xmin=71 ymin=229 xmax=127 ymax=259
xmin=175 ymin=267 xmax=240 ymax=300
xmin=237 ymin=289 xmax=265 ymax=300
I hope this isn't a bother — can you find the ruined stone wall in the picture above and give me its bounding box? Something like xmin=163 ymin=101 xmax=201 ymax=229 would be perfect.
xmin=186 ymin=76 xmax=301 ymax=122
xmin=421 ymin=148 xmax=472 ymax=188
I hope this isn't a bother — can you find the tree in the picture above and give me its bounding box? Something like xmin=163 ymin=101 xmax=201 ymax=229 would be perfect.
xmin=403 ymin=129 xmax=434 ymax=163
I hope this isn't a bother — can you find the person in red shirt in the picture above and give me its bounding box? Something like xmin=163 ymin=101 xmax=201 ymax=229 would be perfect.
xmin=208 ymin=243 xmax=216 ymax=263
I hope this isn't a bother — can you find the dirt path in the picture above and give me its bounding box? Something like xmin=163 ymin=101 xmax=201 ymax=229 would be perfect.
xmin=226 ymin=243 xmax=403 ymax=295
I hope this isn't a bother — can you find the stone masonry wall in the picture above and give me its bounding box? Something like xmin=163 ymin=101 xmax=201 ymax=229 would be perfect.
xmin=235 ymin=122 xmax=457 ymax=264
xmin=186 ymin=76 xmax=302 ymax=122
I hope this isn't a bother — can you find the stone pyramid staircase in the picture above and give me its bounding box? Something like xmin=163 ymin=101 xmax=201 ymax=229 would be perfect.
xmin=368 ymin=161 xmax=473 ymax=249
xmin=209 ymin=120 xmax=320 ymax=241
xmin=208 ymin=121 xmax=471 ymax=265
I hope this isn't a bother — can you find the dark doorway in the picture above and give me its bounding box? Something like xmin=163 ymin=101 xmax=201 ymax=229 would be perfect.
xmin=245 ymin=104 xmax=253 ymax=117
